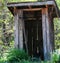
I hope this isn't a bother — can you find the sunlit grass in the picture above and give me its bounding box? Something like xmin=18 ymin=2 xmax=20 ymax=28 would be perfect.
xmin=8 ymin=0 xmax=37 ymax=2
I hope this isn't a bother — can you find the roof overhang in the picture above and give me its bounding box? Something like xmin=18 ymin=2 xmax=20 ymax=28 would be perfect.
xmin=7 ymin=1 xmax=60 ymax=17
xmin=7 ymin=1 xmax=55 ymax=7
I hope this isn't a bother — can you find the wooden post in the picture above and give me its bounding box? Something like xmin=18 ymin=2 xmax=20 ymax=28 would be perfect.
xmin=18 ymin=10 xmax=23 ymax=49
xmin=42 ymin=8 xmax=51 ymax=60
xmin=14 ymin=10 xmax=24 ymax=49
xmin=45 ymin=8 xmax=52 ymax=60
xmin=42 ymin=8 xmax=47 ymax=60
xmin=14 ymin=13 xmax=19 ymax=48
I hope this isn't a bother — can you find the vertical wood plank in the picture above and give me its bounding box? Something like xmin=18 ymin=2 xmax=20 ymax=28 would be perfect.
xmin=42 ymin=8 xmax=51 ymax=60
xmin=42 ymin=8 xmax=48 ymax=60
xmin=18 ymin=10 xmax=23 ymax=49
xmin=45 ymin=8 xmax=51 ymax=60
xmin=14 ymin=13 xmax=19 ymax=48
xmin=14 ymin=10 xmax=24 ymax=49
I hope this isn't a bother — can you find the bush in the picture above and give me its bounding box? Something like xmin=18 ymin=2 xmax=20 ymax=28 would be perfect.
xmin=7 ymin=48 xmax=29 ymax=63
xmin=1 ymin=48 xmax=60 ymax=63
xmin=51 ymin=49 xmax=60 ymax=63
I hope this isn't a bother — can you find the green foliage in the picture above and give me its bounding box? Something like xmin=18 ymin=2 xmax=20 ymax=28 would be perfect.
xmin=51 ymin=52 xmax=59 ymax=62
xmin=54 ymin=18 xmax=60 ymax=49
xmin=6 ymin=0 xmax=45 ymax=2
xmin=50 ymin=49 xmax=60 ymax=63
xmin=0 ymin=48 xmax=60 ymax=63
xmin=7 ymin=49 xmax=29 ymax=63
xmin=0 ymin=0 xmax=14 ymax=46
xmin=56 ymin=0 xmax=60 ymax=9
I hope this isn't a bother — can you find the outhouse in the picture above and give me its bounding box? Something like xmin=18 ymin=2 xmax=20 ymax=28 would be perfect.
xmin=7 ymin=0 xmax=60 ymax=60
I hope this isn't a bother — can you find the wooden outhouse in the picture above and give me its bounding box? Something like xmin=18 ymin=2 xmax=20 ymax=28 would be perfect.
xmin=7 ymin=0 xmax=60 ymax=60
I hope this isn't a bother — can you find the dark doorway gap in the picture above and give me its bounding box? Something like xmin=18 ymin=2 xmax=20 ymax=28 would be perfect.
xmin=23 ymin=10 xmax=44 ymax=60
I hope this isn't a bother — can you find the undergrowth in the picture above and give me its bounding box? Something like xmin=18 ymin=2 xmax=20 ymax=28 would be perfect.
xmin=0 ymin=48 xmax=60 ymax=63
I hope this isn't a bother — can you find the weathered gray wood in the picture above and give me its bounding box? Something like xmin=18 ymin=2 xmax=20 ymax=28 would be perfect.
xmin=7 ymin=1 xmax=55 ymax=7
xmin=18 ymin=10 xmax=23 ymax=49
xmin=14 ymin=10 xmax=24 ymax=49
xmin=14 ymin=13 xmax=19 ymax=48
xmin=42 ymin=8 xmax=48 ymax=60
xmin=45 ymin=8 xmax=51 ymax=60
xmin=42 ymin=8 xmax=52 ymax=60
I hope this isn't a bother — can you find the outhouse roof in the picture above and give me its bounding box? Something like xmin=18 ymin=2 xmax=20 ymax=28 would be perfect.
xmin=7 ymin=1 xmax=60 ymax=17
